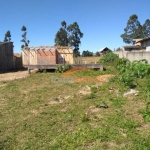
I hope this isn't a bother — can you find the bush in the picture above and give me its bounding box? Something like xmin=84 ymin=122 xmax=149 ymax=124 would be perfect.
xmin=115 ymin=58 xmax=130 ymax=73
xmin=141 ymin=102 xmax=150 ymax=123
xmin=117 ymin=59 xmax=150 ymax=78
xmin=99 ymin=52 xmax=119 ymax=63
xmin=55 ymin=64 xmax=72 ymax=73
xmin=116 ymin=59 xmax=150 ymax=88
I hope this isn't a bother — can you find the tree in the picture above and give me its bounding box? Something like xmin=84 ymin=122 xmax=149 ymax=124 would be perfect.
xmin=95 ymin=51 xmax=100 ymax=56
xmin=21 ymin=25 xmax=30 ymax=49
xmin=67 ymin=22 xmax=83 ymax=57
xmin=143 ymin=19 xmax=150 ymax=37
xmin=121 ymin=14 xmax=144 ymax=44
xmin=116 ymin=47 xmax=122 ymax=51
xmin=55 ymin=21 xmax=83 ymax=57
xmin=55 ymin=21 xmax=68 ymax=46
xmin=82 ymin=50 xmax=93 ymax=57
xmin=4 ymin=30 xmax=11 ymax=42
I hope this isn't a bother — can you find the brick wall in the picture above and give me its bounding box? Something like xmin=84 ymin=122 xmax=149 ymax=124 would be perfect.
xmin=37 ymin=49 xmax=56 ymax=65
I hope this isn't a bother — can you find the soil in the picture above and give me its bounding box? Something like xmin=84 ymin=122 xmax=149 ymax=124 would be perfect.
xmin=75 ymin=74 xmax=114 ymax=83
xmin=0 ymin=70 xmax=37 ymax=82
xmin=62 ymin=68 xmax=114 ymax=83
xmin=61 ymin=68 xmax=91 ymax=77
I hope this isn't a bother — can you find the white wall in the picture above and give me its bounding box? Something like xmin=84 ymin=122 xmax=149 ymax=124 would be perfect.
xmin=113 ymin=51 xmax=150 ymax=64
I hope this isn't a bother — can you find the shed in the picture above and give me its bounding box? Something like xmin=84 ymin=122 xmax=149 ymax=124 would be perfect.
xmin=99 ymin=47 xmax=111 ymax=55
xmin=0 ymin=42 xmax=14 ymax=72
xmin=22 ymin=46 xmax=73 ymax=66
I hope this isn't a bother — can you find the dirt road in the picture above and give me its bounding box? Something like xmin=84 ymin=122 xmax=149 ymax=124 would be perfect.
xmin=0 ymin=70 xmax=30 ymax=82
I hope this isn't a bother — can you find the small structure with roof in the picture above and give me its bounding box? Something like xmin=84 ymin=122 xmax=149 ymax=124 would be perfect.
xmin=99 ymin=47 xmax=111 ymax=55
xmin=0 ymin=42 xmax=14 ymax=72
xmin=22 ymin=46 xmax=74 ymax=66
xmin=133 ymin=37 xmax=150 ymax=51
xmin=114 ymin=37 xmax=150 ymax=63
xmin=122 ymin=45 xmax=146 ymax=52
xmin=133 ymin=37 xmax=150 ymax=47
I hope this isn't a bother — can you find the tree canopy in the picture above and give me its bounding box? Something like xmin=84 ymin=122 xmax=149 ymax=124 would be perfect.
xmin=95 ymin=51 xmax=100 ymax=56
xmin=21 ymin=25 xmax=30 ymax=49
xmin=55 ymin=21 xmax=83 ymax=57
xmin=4 ymin=30 xmax=11 ymax=42
xmin=55 ymin=21 xmax=68 ymax=46
xmin=82 ymin=50 xmax=93 ymax=57
xmin=121 ymin=14 xmax=150 ymax=44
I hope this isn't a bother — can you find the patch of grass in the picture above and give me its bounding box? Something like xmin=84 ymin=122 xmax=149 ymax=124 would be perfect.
xmin=90 ymin=86 xmax=98 ymax=93
xmin=109 ymin=97 xmax=127 ymax=108
xmin=71 ymin=69 xmax=110 ymax=77
xmin=95 ymin=100 xmax=108 ymax=108
xmin=1 ymin=66 xmax=150 ymax=149
xmin=141 ymin=102 xmax=150 ymax=123
xmin=80 ymin=114 xmax=90 ymax=122
xmin=83 ymin=93 xmax=96 ymax=100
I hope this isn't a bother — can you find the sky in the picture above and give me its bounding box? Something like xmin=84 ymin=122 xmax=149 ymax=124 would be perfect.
xmin=0 ymin=0 xmax=150 ymax=54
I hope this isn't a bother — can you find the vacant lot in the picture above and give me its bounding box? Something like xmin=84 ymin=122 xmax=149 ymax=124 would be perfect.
xmin=0 ymin=66 xmax=150 ymax=150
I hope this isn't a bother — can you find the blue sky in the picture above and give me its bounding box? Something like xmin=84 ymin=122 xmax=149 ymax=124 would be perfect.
xmin=0 ymin=0 xmax=150 ymax=54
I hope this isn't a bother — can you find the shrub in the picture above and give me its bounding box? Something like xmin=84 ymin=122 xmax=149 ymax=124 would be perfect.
xmin=55 ymin=64 xmax=72 ymax=73
xmin=141 ymin=102 xmax=150 ymax=123
xmin=116 ymin=59 xmax=150 ymax=88
xmin=99 ymin=52 xmax=119 ymax=63
xmin=115 ymin=58 xmax=130 ymax=73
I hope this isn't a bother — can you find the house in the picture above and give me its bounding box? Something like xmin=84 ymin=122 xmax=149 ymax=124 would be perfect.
xmin=0 ymin=42 xmax=14 ymax=72
xmin=114 ymin=37 xmax=150 ymax=63
xmin=133 ymin=37 xmax=150 ymax=47
xmin=122 ymin=37 xmax=150 ymax=53
xmin=133 ymin=37 xmax=150 ymax=51
xmin=122 ymin=45 xmax=146 ymax=52
xmin=99 ymin=47 xmax=111 ymax=55
xmin=22 ymin=46 xmax=73 ymax=66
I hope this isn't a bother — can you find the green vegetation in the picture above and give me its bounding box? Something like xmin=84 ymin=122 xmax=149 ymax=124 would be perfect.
xmin=99 ymin=52 xmax=119 ymax=63
xmin=141 ymin=102 xmax=150 ymax=123
xmin=72 ymin=69 xmax=109 ymax=77
xmin=1 ymin=58 xmax=150 ymax=149
xmin=116 ymin=58 xmax=150 ymax=88
xmin=55 ymin=21 xmax=83 ymax=56
xmin=121 ymin=14 xmax=150 ymax=44
xmin=21 ymin=25 xmax=30 ymax=49
xmin=4 ymin=30 xmax=11 ymax=42
xmin=55 ymin=64 xmax=72 ymax=73
xmin=82 ymin=50 xmax=93 ymax=57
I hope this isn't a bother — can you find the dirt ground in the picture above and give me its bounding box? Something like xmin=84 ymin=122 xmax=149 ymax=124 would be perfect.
xmin=0 ymin=68 xmax=113 ymax=83
xmin=0 ymin=70 xmax=36 ymax=82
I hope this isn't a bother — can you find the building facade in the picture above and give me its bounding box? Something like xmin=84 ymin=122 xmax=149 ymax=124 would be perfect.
xmin=22 ymin=46 xmax=73 ymax=66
